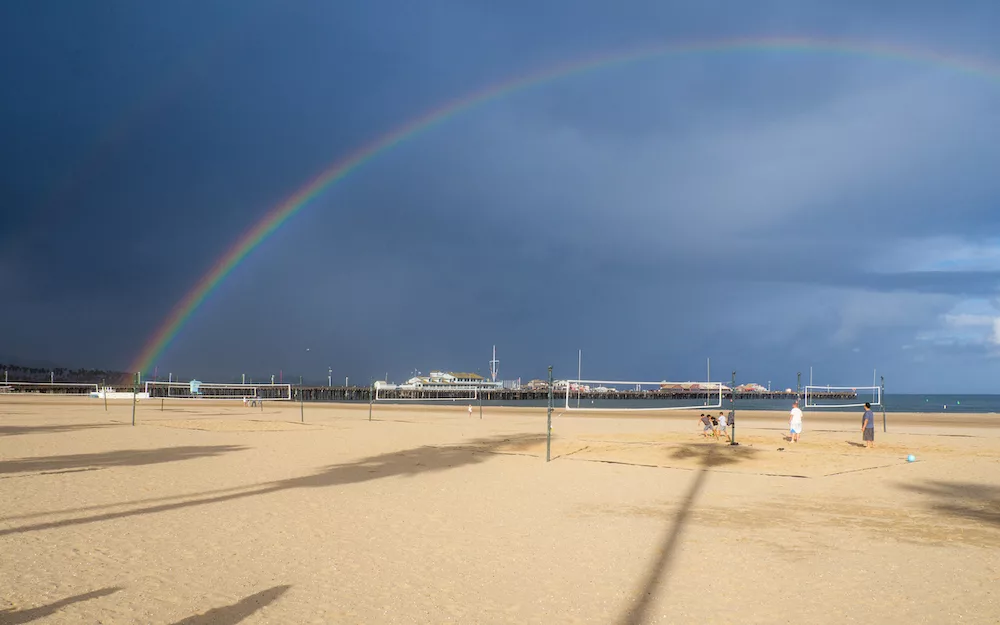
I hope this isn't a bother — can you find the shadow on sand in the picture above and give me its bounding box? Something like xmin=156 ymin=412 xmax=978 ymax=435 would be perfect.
xmin=170 ymin=585 xmax=291 ymax=625
xmin=897 ymin=480 xmax=1000 ymax=526
xmin=0 ymin=423 xmax=124 ymax=437
xmin=0 ymin=434 xmax=541 ymax=537
xmin=0 ymin=587 xmax=122 ymax=624
xmin=0 ymin=445 xmax=248 ymax=475
xmin=618 ymin=442 xmax=758 ymax=625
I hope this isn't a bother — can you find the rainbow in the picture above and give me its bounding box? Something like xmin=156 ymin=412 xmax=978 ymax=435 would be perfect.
xmin=130 ymin=35 xmax=1000 ymax=375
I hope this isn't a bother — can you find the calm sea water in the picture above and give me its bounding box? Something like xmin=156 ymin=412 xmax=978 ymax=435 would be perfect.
xmin=731 ymin=394 xmax=998 ymax=413
xmin=395 ymin=394 xmax=1000 ymax=414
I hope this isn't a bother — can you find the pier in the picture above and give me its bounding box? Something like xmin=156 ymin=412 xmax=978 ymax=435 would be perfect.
xmin=0 ymin=383 xmax=859 ymax=403
xmin=293 ymin=387 xmax=856 ymax=403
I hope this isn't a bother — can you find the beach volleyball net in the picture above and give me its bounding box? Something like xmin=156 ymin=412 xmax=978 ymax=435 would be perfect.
xmin=144 ymin=381 xmax=292 ymax=401
xmin=0 ymin=382 xmax=99 ymax=395
xmin=563 ymin=379 xmax=725 ymax=412
xmin=803 ymin=385 xmax=881 ymax=409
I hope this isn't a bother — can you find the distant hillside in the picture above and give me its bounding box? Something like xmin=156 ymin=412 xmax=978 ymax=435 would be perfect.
xmin=0 ymin=363 xmax=130 ymax=384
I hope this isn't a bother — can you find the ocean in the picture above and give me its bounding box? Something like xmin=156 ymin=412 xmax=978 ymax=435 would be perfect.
xmin=731 ymin=394 xmax=996 ymax=413
xmin=456 ymin=393 xmax=1000 ymax=414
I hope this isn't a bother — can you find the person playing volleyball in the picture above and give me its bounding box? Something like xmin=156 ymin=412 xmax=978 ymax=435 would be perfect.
xmin=717 ymin=411 xmax=730 ymax=442
xmin=698 ymin=413 xmax=715 ymax=437
xmin=789 ymin=401 xmax=803 ymax=442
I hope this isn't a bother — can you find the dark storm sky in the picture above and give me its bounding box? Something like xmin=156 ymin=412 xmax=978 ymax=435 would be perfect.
xmin=3 ymin=1 xmax=1000 ymax=391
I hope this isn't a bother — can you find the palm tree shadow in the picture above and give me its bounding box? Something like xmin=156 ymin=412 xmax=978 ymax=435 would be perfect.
xmin=619 ymin=443 xmax=757 ymax=625
xmin=896 ymin=481 xmax=1000 ymax=526
xmin=170 ymin=585 xmax=290 ymax=625
xmin=0 ymin=423 xmax=123 ymax=437
xmin=0 ymin=587 xmax=122 ymax=624
xmin=0 ymin=445 xmax=248 ymax=475
xmin=1 ymin=434 xmax=542 ymax=537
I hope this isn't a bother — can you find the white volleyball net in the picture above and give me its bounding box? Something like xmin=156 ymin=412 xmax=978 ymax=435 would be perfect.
xmin=803 ymin=385 xmax=881 ymax=409
xmin=562 ymin=379 xmax=725 ymax=412
xmin=144 ymin=381 xmax=292 ymax=401
xmin=0 ymin=382 xmax=99 ymax=395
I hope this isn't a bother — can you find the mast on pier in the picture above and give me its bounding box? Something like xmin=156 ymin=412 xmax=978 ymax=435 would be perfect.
xmin=489 ymin=345 xmax=499 ymax=383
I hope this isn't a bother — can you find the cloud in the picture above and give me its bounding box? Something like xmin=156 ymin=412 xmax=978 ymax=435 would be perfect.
xmin=420 ymin=55 xmax=1000 ymax=267
xmin=882 ymin=237 xmax=1000 ymax=273
xmin=911 ymin=298 xmax=1000 ymax=353
xmin=943 ymin=313 xmax=996 ymax=328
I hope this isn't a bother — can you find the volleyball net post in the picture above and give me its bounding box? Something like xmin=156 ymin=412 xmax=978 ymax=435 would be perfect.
xmin=479 ymin=384 xmax=483 ymax=419
xmin=881 ymin=376 xmax=886 ymax=433
xmin=729 ymin=371 xmax=737 ymax=446
xmin=131 ymin=372 xmax=138 ymax=427
xmin=546 ymin=366 xmax=553 ymax=463
xmin=369 ymin=378 xmax=374 ymax=422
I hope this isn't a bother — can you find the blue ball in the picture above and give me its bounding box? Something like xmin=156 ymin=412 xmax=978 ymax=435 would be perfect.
xmin=907 ymin=454 xmax=916 ymax=463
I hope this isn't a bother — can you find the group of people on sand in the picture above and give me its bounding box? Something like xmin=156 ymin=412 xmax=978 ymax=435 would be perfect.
xmin=697 ymin=401 xmax=877 ymax=448
xmin=786 ymin=400 xmax=877 ymax=448
xmin=697 ymin=411 xmax=731 ymax=442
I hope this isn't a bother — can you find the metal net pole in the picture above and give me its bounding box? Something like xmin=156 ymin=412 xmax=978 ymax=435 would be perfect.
xmin=881 ymin=376 xmax=886 ymax=433
xmin=546 ymin=366 xmax=553 ymax=462
xmin=730 ymin=371 xmax=737 ymax=445
xmin=131 ymin=372 xmax=138 ymax=426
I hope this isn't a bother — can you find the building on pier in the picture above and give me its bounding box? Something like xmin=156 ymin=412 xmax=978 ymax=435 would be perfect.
xmin=398 ymin=370 xmax=502 ymax=392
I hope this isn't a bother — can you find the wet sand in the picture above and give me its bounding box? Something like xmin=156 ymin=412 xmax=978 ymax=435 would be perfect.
xmin=1 ymin=396 xmax=998 ymax=623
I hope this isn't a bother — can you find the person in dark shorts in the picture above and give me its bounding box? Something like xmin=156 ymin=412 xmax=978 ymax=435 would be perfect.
xmin=861 ymin=402 xmax=875 ymax=448
xmin=698 ymin=413 xmax=714 ymax=438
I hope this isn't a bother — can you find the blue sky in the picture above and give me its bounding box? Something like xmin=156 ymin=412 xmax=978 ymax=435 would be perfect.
xmin=2 ymin=1 xmax=1000 ymax=391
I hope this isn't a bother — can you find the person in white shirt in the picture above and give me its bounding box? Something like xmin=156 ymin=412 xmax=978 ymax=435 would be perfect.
xmin=789 ymin=401 xmax=803 ymax=442
xmin=716 ymin=411 xmax=730 ymax=442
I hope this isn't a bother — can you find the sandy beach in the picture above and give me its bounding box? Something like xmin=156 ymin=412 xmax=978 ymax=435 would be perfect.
xmin=1 ymin=396 xmax=998 ymax=624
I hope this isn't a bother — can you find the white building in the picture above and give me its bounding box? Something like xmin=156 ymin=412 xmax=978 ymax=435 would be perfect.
xmin=398 ymin=371 xmax=501 ymax=392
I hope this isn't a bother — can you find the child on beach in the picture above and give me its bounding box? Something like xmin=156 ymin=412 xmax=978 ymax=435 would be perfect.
xmin=789 ymin=401 xmax=803 ymax=442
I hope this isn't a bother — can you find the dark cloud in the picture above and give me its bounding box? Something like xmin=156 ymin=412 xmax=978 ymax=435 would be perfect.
xmin=3 ymin=1 xmax=1000 ymax=391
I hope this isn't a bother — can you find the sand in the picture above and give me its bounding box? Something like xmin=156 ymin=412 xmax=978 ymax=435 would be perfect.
xmin=1 ymin=396 xmax=998 ymax=624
